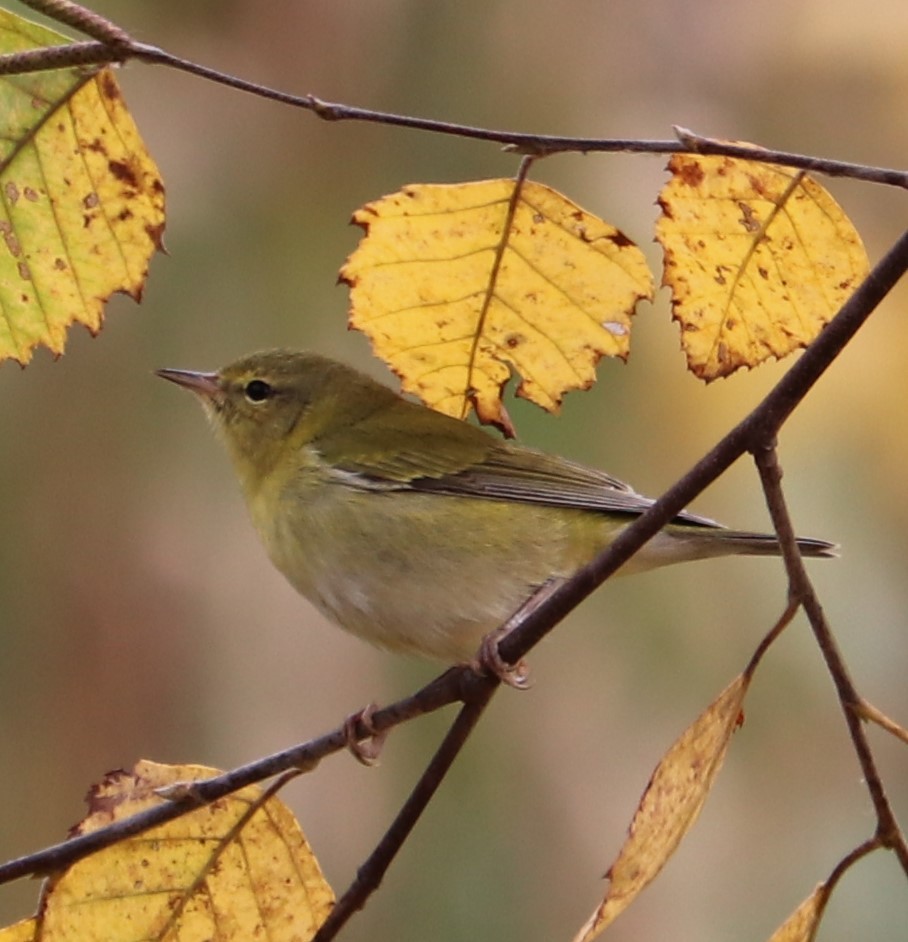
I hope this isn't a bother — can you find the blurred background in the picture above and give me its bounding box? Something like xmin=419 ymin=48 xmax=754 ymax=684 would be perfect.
xmin=1 ymin=1 xmax=906 ymax=939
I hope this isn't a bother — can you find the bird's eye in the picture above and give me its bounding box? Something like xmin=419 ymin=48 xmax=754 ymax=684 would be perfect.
xmin=244 ymin=379 xmax=273 ymax=403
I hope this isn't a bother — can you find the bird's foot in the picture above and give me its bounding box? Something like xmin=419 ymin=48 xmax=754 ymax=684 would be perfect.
xmin=473 ymin=628 xmax=532 ymax=689
xmin=343 ymin=702 xmax=388 ymax=766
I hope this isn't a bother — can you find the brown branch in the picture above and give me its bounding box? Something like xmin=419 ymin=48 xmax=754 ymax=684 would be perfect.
xmin=743 ymin=597 xmax=801 ymax=679
xmin=823 ymin=837 xmax=885 ymax=894
xmin=753 ymin=444 xmax=908 ymax=876
xmin=0 ymin=667 xmax=469 ymax=884
xmin=0 ymin=41 xmax=122 ymax=72
xmin=313 ymin=676 xmax=499 ymax=942
xmin=21 ymin=0 xmax=131 ymax=46
xmin=855 ymin=699 xmax=908 ymax=746
xmin=0 ymin=18 xmax=904 ymax=189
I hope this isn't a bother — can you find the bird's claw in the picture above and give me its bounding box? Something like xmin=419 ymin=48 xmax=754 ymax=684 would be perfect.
xmin=343 ymin=702 xmax=388 ymax=766
xmin=474 ymin=629 xmax=533 ymax=689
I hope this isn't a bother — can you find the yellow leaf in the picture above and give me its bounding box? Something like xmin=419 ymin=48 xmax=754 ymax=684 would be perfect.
xmin=0 ymin=11 xmax=165 ymax=365
xmin=765 ymin=883 xmax=831 ymax=942
xmin=0 ymin=918 xmax=36 ymax=942
xmin=573 ymin=674 xmax=749 ymax=942
xmin=656 ymin=151 xmax=869 ymax=381
xmin=341 ymin=179 xmax=653 ymax=430
xmin=37 ymin=760 xmax=333 ymax=942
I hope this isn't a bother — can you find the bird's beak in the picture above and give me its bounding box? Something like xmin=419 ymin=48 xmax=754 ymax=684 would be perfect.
xmin=156 ymin=368 xmax=223 ymax=405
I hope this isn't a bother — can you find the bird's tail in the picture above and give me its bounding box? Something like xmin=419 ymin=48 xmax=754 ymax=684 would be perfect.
xmin=683 ymin=529 xmax=838 ymax=560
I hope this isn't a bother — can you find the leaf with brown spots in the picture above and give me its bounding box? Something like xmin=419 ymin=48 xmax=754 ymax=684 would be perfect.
xmin=0 ymin=10 xmax=165 ymax=365
xmin=656 ymin=151 xmax=869 ymax=381
xmin=573 ymin=674 xmax=749 ymax=941
xmin=30 ymin=761 xmax=333 ymax=942
xmin=341 ymin=180 xmax=653 ymax=431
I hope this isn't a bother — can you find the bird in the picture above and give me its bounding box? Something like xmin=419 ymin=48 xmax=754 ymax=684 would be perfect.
xmin=157 ymin=350 xmax=836 ymax=664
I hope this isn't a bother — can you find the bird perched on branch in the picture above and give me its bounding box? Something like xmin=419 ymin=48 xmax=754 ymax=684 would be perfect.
xmin=158 ymin=350 xmax=835 ymax=665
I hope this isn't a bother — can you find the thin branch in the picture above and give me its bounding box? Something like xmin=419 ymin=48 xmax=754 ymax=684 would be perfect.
xmin=313 ymin=677 xmax=499 ymax=942
xmin=21 ymin=0 xmax=131 ymax=46
xmin=671 ymin=127 xmax=908 ymax=187
xmin=753 ymin=444 xmax=908 ymax=876
xmin=855 ymin=699 xmax=908 ymax=746
xmin=823 ymin=837 xmax=885 ymax=894
xmin=0 ymin=42 xmax=120 ymax=73
xmin=0 ymin=29 xmax=904 ymax=189
xmin=743 ymin=597 xmax=801 ymax=680
xmin=0 ymin=667 xmax=469 ymax=884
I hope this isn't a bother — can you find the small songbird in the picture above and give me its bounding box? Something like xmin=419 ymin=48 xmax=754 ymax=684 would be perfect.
xmin=157 ymin=350 xmax=835 ymax=663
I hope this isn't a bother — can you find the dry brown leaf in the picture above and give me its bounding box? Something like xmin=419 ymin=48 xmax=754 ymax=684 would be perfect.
xmin=35 ymin=760 xmax=333 ymax=941
xmin=0 ymin=10 xmax=165 ymax=365
xmin=573 ymin=674 xmax=750 ymax=942
xmin=341 ymin=179 xmax=653 ymax=430
xmin=656 ymin=151 xmax=868 ymax=381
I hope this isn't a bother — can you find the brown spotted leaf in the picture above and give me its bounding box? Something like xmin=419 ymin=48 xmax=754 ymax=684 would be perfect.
xmin=0 ymin=10 xmax=165 ymax=365
xmin=34 ymin=761 xmax=333 ymax=941
xmin=341 ymin=179 xmax=653 ymax=430
xmin=656 ymin=151 xmax=868 ymax=381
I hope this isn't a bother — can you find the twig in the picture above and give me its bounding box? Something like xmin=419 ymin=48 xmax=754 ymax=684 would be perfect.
xmin=823 ymin=837 xmax=885 ymax=893
xmin=21 ymin=0 xmax=131 ymax=46
xmin=313 ymin=676 xmax=499 ymax=942
xmin=743 ymin=597 xmax=801 ymax=679
xmin=0 ymin=667 xmax=467 ymax=884
xmin=0 ymin=8 xmax=905 ymax=188
xmin=753 ymin=444 xmax=908 ymax=876
xmin=855 ymin=699 xmax=908 ymax=746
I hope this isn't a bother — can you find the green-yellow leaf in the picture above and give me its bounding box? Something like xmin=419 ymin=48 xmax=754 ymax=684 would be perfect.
xmin=656 ymin=151 xmax=868 ymax=381
xmin=0 ymin=10 xmax=165 ymax=365
xmin=341 ymin=180 xmax=653 ymax=431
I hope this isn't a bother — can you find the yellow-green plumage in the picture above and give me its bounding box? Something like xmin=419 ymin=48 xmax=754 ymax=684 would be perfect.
xmin=157 ymin=350 xmax=836 ymax=662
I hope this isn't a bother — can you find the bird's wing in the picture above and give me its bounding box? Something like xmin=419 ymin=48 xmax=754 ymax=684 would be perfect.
xmin=314 ymin=395 xmax=501 ymax=481
xmin=315 ymin=396 xmax=720 ymax=528
xmin=410 ymin=445 xmax=722 ymax=527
